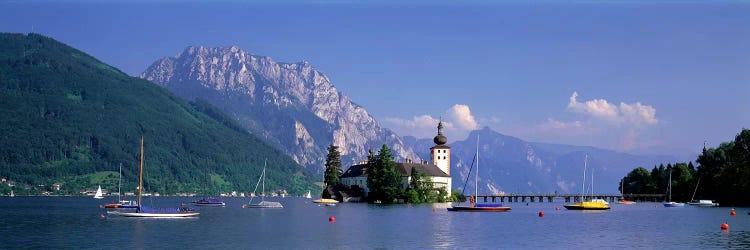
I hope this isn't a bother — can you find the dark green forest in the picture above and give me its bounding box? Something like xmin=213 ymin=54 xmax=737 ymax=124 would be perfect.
xmin=0 ymin=33 xmax=318 ymax=196
xmin=620 ymin=129 xmax=750 ymax=205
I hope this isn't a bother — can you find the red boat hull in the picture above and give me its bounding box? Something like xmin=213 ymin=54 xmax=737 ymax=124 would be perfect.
xmin=447 ymin=206 xmax=512 ymax=212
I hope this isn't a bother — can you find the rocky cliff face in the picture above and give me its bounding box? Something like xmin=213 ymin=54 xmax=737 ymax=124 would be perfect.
xmin=140 ymin=46 xmax=417 ymax=172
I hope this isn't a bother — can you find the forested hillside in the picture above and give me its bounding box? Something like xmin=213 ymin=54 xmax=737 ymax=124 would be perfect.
xmin=0 ymin=33 xmax=317 ymax=196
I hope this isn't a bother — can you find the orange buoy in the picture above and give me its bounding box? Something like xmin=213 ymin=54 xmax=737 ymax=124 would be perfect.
xmin=329 ymin=216 xmax=335 ymax=222
xmin=538 ymin=211 xmax=544 ymax=217
xmin=721 ymin=223 xmax=729 ymax=230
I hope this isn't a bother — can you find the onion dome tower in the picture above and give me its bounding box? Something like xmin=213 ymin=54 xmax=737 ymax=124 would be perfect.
xmin=430 ymin=121 xmax=451 ymax=175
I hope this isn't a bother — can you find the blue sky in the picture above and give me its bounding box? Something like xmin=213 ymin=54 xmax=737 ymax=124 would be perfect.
xmin=1 ymin=1 xmax=748 ymax=160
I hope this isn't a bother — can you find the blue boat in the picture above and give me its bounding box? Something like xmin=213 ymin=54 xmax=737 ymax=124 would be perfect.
xmin=192 ymin=198 xmax=226 ymax=206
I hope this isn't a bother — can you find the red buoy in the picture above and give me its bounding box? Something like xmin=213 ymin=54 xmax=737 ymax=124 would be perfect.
xmin=100 ymin=214 xmax=105 ymax=219
xmin=730 ymin=208 xmax=736 ymax=216
xmin=99 ymin=205 xmax=103 ymax=209
xmin=721 ymin=223 xmax=729 ymax=230
xmin=555 ymin=207 xmax=560 ymax=211
xmin=329 ymin=216 xmax=335 ymax=222
xmin=538 ymin=211 xmax=544 ymax=217
xmin=242 ymin=205 xmax=246 ymax=208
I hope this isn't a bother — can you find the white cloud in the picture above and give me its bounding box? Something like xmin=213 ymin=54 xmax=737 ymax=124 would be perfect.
xmin=530 ymin=91 xmax=661 ymax=151
xmin=383 ymin=115 xmax=440 ymax=139
xmin=445 ymin=104 xmax=479 ymax=131
xmin=383 ymin=104 xmax=483 ymax=140
xmin=567 ymin=91 xmax=658 ymax=127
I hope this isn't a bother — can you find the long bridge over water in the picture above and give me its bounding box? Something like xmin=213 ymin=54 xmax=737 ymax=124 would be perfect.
xmin=472 ymin=194 xmax=666 ymax=203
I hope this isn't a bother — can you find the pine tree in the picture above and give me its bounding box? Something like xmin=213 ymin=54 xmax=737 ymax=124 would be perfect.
xmin=367 ymin=144 xmax=402 ymax=203
xmin=323 ymin=144 xmax=342 ymax=187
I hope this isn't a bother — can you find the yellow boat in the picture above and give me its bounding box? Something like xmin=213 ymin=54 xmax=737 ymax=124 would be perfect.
xmin=564 ymin=200 xmax=610 ymax=210
xmin=312 ymin=198 xmax=339 ymax=204
xmin=564 ymin=155 xmax=610 ymax=210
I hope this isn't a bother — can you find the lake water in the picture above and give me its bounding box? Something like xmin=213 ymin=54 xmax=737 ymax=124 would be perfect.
xmin=1 ymin=196 xmax=749 ymax=249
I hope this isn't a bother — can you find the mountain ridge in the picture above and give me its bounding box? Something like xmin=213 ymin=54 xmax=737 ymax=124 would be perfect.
xmin=405 ymin=127 xmax=676 ymax=194
xmin=141 ymin=45 xmax=418 ymax=172
xmin=0 ymin=33 xmax=316 ymax=195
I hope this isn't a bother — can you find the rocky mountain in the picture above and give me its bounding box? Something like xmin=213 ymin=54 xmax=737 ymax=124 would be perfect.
xmin=141 ymin=46 xmax=417 ymax=173
xmin=405 ymin=128 xmax=676 ymax=194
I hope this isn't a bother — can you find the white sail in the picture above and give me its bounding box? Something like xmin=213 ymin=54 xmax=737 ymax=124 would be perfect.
xmin=94 ymin=185 xmax=104 ymax=199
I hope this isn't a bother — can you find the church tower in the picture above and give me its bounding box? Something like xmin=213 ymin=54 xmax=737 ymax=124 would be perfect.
xmin=430 ymin=121 xmax=451 ymax=175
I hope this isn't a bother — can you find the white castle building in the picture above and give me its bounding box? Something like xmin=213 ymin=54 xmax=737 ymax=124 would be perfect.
xmin=340 ymin=121 xmax=452 ymax=198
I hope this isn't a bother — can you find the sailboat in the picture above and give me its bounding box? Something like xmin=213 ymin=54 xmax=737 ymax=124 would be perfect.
xmin=105 ymin=163 xmax=138 ymax=209
xmin=304 ymin=190 xmax=312 ymax=199
xmin=9 ymin=190 xmax=14 ymax=197
xmin=246 ymin=160 xmax=283 ymax=208
xmin=564 ymin=155 xmax=610 ymax=210
xmin=686 ymin=177 xmax=718 ymax=207
xmin=93 ymin=185 xmax=104 ymax=199
xmin=109 ymin=136 xmax=199 ymax=217
xmin=663 ymin=168 xmax=685 ymax=207
xmin=448 ymin=135 xmax=511 ymax=212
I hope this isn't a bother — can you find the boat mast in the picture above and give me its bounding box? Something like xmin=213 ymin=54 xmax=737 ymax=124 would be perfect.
xmin=591 ymin=168 xmax=594 ymax=197
xmin=690 ymin=176 xmax=701 ymax=201
xmin=667 ymin=169 xmax=672 ymax=202
xmin=262 ymin=161 xmax=266 ymax=202
xmin=475 ymin=135 xmax=479 ymax=198
xmin=581 ymin=155 xmax=587 ymax=201
xmin=118 ymin=162 xmax=122 ymax=202
xmin=138 ymin=136 xmax=144 ymax=208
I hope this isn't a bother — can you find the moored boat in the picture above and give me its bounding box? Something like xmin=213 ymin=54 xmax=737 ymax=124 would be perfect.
xmin=105 ymin=200 xmax=139 ymax=209
xmin=109 ymin=136 xmax=199 ymax=218
xmin=192 ymin=198 xmax=225 ymax=206
xmin=564 ymin=155 xmax=610 ymax=210
xmin=246 ymin=160 xmax=283 ymax=209
xmin=448 ymin=202 xmax=512 ymax=212
xmin=110 ymin=206 xmax=199 ymax=217
xmin=663 ymin=169 xmax=684 ymax=208
xmin=564 ymin=201 xmax=611 ymax=210
xmin=616 ymin=199 xmax=636 ymax=204
xmin=687 ymin=200 xmax=718 ymax=207
xmin=105 ymin=163 xmax=138 ymax=209
xmin=312 ymin=198 xmax=339 ymax=204
xmin=448 ymin=134 xmax=511 ymax=212
xmin=663 ymin=201 xmax=685 ymax=207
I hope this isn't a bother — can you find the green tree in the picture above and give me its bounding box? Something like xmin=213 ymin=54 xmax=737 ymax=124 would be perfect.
xmin=621 ymin=129 xmax=750 ymax=205
xmin=407 ymin=167 xmax=434 ymax=203
xmin=622 ymin=167 xmax=654 ymax=194
xmin=323 ymin=144 xmax=342 ymax=187
xmin=366 ymin=144 xmax=402 ymax=203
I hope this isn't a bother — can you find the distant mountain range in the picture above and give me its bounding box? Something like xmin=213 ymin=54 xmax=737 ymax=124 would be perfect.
xmin=140 ymin=46 xmax=417 ymax=173
xmin=0 ymin=33 xmax=316 ymax=195
xmin=404 ymin=128 xmax=676 ymax=194
xmin=140 ymin=45 xmax=677 ymax=195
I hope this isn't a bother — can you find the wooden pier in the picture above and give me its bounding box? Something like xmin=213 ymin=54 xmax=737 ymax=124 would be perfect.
xmin=472 ymin=194 xmax=666 ymax=203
